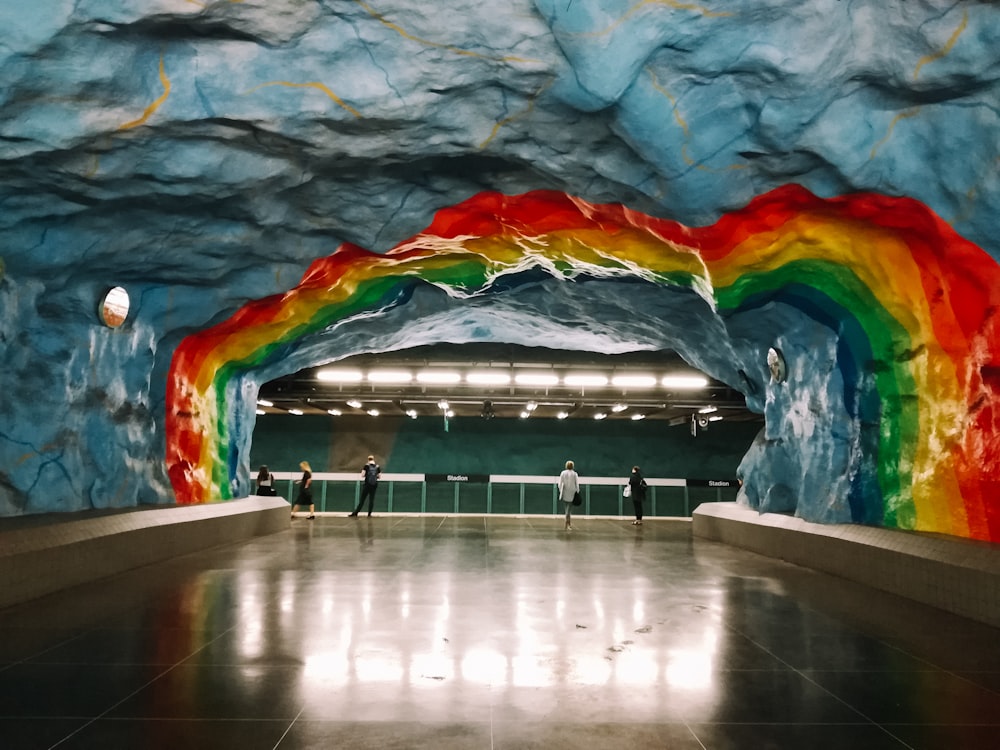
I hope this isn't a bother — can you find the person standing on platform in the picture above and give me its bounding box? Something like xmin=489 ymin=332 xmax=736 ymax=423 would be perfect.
xmin=256 ymin=465 xmax=275 ymax=496
xmin=350 ymin=455 xmax=381 ymax=517
xmin=558 ymin=459 xmax=580 ymax=531
xmin=628 ymin=465 xmax=647 ymax=525
xmin=291 ymin=461 xmax=315 ymax=519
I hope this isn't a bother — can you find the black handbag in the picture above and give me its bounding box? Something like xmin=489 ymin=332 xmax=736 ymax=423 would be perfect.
xmin=572 ymin=491 xmax=582 ymax=506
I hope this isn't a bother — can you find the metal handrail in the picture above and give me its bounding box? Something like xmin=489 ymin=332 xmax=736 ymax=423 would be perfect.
xmin=262 ymin=472 xmax=737 ymax=517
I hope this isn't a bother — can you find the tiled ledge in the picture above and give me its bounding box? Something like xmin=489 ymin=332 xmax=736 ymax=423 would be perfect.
xmin=0 ymin=496 xmax=289 ymax=609
xmin=692 ymin=502 xmax=1000 ymax=628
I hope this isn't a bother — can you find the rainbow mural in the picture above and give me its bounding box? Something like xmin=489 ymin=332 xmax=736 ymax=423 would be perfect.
xmin=166 ymin=185 xmax=1000 ymax=542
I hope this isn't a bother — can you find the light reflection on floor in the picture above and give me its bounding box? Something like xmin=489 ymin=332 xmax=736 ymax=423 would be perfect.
xmin=1 ymin=515 xmax=998 ymax=749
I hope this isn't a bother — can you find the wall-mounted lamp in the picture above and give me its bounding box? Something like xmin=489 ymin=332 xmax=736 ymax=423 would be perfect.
xmin=99 ymin=286 xmax=130 ymax=328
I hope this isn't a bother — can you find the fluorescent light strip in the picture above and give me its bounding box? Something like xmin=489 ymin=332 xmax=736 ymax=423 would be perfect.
xmin=288 ymin=408 xmax=303 ymax=416
xmin=565 ymin=374 xmax=608 ymax=387
xmin=662 ymin=375 xmax=708 ymax=389
xmin=317 ymin=368 xmax=363 ymax=383
xmin=466 ymin=371 xmax=512 ymax=385
xmin=367 ymin=370 xmax=412 ymax=384
xmin=256 ymin=399 xmax=273 ymax=407
xmin=416 ymin=371 xmax=461 ymax=384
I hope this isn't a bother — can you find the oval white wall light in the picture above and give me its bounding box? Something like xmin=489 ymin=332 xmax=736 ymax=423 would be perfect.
xmin=99 ymin=286 xmax=130 ymax=328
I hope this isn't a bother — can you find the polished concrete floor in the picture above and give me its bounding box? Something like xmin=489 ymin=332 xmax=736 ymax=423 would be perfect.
xmin=1 ymin=515 xmax=999 ymax=749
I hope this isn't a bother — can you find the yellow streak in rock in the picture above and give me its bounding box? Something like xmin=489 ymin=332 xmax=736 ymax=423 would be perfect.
xmin=914 ymin=10 xmax=968 ymax=80
xmin=478 ymin=79 xmax=552 ymax=149
xmin=572 ymin=0 xmax=731 ymax=38
xmin=646 ymin=67 xmax=744 ymax=173
xmin=118 ymin=56 xmax=172 ymax=131
xmin=353 ymin=0 xmax=541 ymax=64
xmin=246 ymin=81 xmax=362 ymax=118
xmin=869 ymin=108 xmax=921 ymax=159
xmin=647 ymin=68 xmax=689 ymax=137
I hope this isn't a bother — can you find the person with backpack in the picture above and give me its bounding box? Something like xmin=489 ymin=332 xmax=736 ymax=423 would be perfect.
xmin=627 ymin=465 xmax=647 ymax=525
xmin=350 ymin=455 xmax=382 ymax=517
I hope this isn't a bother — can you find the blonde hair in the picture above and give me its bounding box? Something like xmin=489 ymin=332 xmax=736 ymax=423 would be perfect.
xmin=565 ymin=460 xmax=574 ymax=470
xmin=299 ymin=461 xmax=311 ymax=471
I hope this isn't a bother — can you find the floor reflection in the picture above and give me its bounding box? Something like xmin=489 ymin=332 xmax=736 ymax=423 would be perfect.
xmin=2 ymin=516 xmax=997 ymax=749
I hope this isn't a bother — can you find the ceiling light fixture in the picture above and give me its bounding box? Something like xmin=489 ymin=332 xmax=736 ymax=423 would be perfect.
xmin=662 ymin=375 xmax=709 ymax=389
xmin=631 ymin=413 xmax=645 ymax=421
xmin=519 ymin=410 xmax=530 ymax=419
xmin=417 ymin=371 xmax=461 ymax=384
xmin=406 ymin=409 xmax=418 ymax=419
xmin=593 ymin=412 xmax=608 ymax=420
xmin=288 ymin=408 xmax=303 ymax=416
xmin=565 ymin=374 xmax=609 ymax=387
xmin=709 ymin=415 xmax=723 ymax=422
xmin=255 ymin=409 xmax=265 ymax=416
xmin=437 ymin=400 xmax=449 ymax=410
xmin=367 ymin=370 xmax=412 ymax=383
xmin=466 ymin=371 xmax=511 ymax=385
xmin=445 ymin=409 xmax=455 ymax=418
xmin=556 ymin=411 xmax=569 ymax=419
xmin=256 ymin=399 xmax=273 ymax=407
xmin=611 ymin=374 xmax=657 ymax=388
xmin=611 ymin=403 xmax=628 ymax=412
xmin=525 ymin=401 xmax=538 ymax=411
xmin=327 ymin=409 xmax=342 ymax=416
xmin=346 ymin=399 xmax=363 ymax=409
xmin=698 ymin=406 xmax=718 ymax=414
xmin=317 ymin=368 xmax=363 ymax=383
xmin=367 ymin=409 xmax=380 ymax=416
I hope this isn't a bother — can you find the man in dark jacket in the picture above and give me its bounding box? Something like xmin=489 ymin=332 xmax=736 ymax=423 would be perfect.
xmin=350 ymin=455 xmax=382 ymax=517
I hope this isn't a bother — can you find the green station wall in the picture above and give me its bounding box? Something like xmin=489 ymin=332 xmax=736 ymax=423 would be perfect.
xmin=250 ymin=414 xmax=760 ymax=517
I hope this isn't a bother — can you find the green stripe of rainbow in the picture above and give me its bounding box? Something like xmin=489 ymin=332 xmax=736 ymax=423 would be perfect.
xmin=165 ymin=185 xmax=1000 ymax=541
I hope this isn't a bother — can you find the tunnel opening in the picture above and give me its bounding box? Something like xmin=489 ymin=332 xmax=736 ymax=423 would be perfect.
xmin=165 ymin=187 xmax=1000 ymax=541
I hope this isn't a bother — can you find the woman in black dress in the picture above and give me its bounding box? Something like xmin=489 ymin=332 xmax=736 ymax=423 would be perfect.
xmin=628 ymin=465 xmax=647 ymax=525
xmin=291 ymin=461 xmax=315 ymax=519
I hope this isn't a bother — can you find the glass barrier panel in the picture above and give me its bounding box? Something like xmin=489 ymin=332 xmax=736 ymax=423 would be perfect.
xmin=425 ymin=482 xmax=456 ymax=513
xmin=654 ymin=486 xmax=688 ymax=517
xmin=490 ymin=483 xmax=522 ymax=514
xmin=523 ymin=483 xmax=555 ymax=515
xmin=391 ymin=482 xmax=424 ymax=513
xmin=458 ymin=481 xmax=489 ymax=514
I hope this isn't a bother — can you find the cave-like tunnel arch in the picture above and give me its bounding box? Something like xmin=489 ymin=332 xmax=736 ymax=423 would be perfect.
xmin=166 ymin=187 xmax=1000 ymax=541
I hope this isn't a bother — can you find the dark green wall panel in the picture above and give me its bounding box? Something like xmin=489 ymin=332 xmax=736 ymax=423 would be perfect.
xmin=251 ymin=414 xmax=759 ymax=483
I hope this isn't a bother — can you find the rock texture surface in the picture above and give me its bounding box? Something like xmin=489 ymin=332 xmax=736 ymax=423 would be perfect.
xmin=1 ymin=1 xmax=998 ymax=539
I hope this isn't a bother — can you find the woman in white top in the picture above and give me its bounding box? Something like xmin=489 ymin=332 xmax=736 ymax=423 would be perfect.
xmin=256 ymin=465 xmax=274 ymax=496
xmin=558 ymin=460 xmax=580 ymax=531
